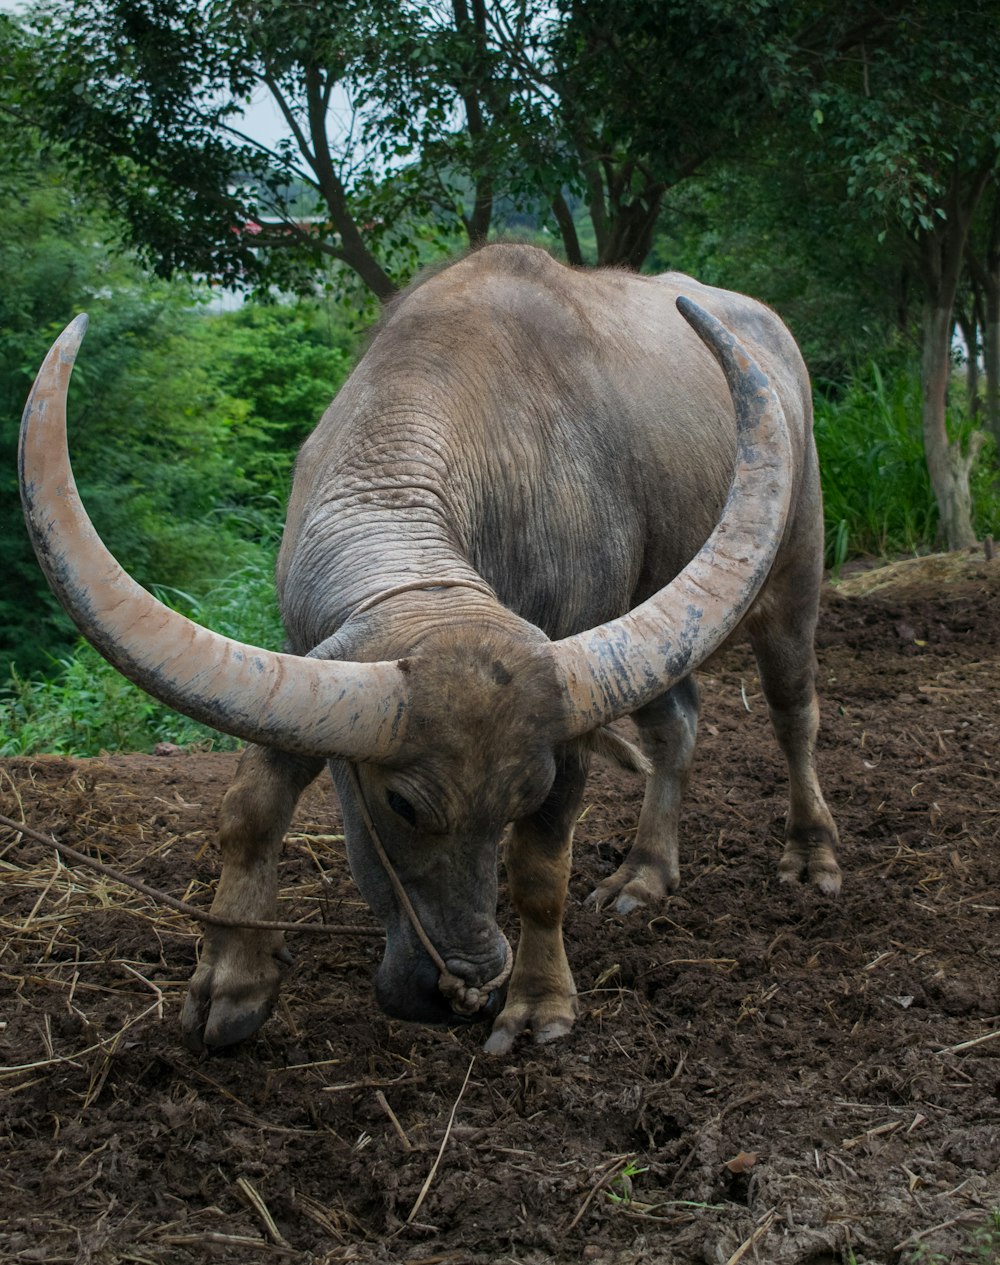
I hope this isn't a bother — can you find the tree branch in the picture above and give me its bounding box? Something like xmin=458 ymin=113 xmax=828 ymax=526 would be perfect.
xmin=303 ymin=61 xmax=396 ymax=299
xmin=261 ymin=70 xmax=317 ymax=168
xmin=217 ymin=122 xmax=315 ymax=187
xmin=551 ymin=189 xmax=583 ymax=265
xmin=453 ymin=0 xmax=494 ymax=243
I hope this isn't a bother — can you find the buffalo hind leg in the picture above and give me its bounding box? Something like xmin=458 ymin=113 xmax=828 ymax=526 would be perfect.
xmin=181 ymin=745 xmax=324 ymax=1051
xmin=748 ymin=605 xmax=841 ymax=894
xmin=587 ymin=677 xmax=699 ymax=914
xmin=485 ymin=746 xmax=588 ymax=1055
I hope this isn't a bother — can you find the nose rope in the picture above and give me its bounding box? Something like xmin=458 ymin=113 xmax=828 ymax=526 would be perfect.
xmin=346 ymin=763 xmax=512 ymax=1015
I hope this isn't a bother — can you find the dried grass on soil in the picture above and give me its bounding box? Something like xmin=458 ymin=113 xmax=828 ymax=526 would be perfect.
xmin=2 ymin=555 xmax=999 ymax=1265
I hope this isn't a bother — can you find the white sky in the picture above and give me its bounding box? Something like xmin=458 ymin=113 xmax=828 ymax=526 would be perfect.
xmin=232 ymin=89 xmax=290 ymax=153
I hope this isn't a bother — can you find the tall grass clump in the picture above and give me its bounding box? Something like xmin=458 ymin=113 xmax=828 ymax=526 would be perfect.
xmin=814 ymin=362 xmax=936 ymax=569
xmin=0 ymin=541 xmax=284 ymax=758
xmin=814 ymin=361 xmax=999 ymax=571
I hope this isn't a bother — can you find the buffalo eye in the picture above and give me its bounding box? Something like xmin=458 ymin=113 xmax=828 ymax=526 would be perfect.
xmin=386 ymin=790 xmax=418 ymax=827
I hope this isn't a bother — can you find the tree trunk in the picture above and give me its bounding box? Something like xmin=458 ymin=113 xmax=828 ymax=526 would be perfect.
xmin=963 ymin=178 xmax=1000 ymax=456
xmin=955 ymin=309 xmax=980 ymax=417
xmin=301 ymin=65 xmax=397 ymax=301
xmin=453 ymin=0 xmax=494 ymax=248
xmin=920 ymin=302 xmax=981 ymax=549
xmin=985 ymin=282 xmax=1000 ymax=448
xmin=598 ymin=195 xmax=665 ymax=270
xmin=574 ymin=137 xmax=609 ymax=260
xmin=915 ymin=163 xmax=994 ymax=549
xmin=551 ymin=190 xmax=584 ymax=266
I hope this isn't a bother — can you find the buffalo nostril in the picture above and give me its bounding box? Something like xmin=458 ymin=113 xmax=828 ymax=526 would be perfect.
xmin=440 ymin=933 xmax=513 ymax=1015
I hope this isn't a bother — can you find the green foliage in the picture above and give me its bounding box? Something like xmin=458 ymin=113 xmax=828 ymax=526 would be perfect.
xmin=0 ymin=121 xmax=361 ymax=680
xmin=814 ymin=362 xmax=1000 ymax=569
xmin=648 ymin=160 xmax=908 ymax=387
xmin=806 ymin=4 xmax=1000 ymax=241
xmin=815 ymin=363 xmax=935 ymax=566
xmin=184 ymin=302 xmax=355 ymax=494
xmin=785 ymin=2 xmax=1000 ymax=549
xmin=1 ymin=658 xmax=160 ymax=758
xmin=0 ymin=149 xmax=186 ymax=676
xmin=85 ymin=299 xmax=359 ymax=593
xmin=553 ymin=0 xmax=782 ymax=182
xmin=903 ymin=1206 xmax=1000 ymax=1264
xmin=0 ymin=541 xmax=283 ymax=757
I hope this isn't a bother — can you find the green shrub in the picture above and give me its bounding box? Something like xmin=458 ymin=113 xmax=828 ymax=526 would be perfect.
xmin=0 ymin=541 xmax=283 ymax=757
xmin=814 ymin=361 xmax=1000 ymax=570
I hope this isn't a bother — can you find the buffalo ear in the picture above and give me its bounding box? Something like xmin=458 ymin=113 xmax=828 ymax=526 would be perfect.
xmin=584 ymin=727 xmax=652 ymax=777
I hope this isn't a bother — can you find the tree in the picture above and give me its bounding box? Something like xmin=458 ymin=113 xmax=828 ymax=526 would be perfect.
xmin=544 ymin=0 xmax=786 ymax=267
xmin=374 ymin=0 xmax=857 ymax=271
xmin=648 ymin=149 xmax=910 ymax=388
xmin=21 ymin=0 xmax=854 ymax=297
xmin=23 ymin=0 xmax=571 ymax=299
xmin=0 ymin=16 xmax=360 ymax=675
xmin=966 ymin=177 xmax=1000 ymax=451
xmin=24 ymin=0 xmax=410 ymax=299
xmin=803 ymin=2 xmax=1000 ymax=548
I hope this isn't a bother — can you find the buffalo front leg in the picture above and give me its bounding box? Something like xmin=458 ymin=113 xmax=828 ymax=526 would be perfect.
xmin=484 ymin=748 xmax=588 ymax=1055
xmin=181 ymin=745 xmax=323 ymax=1051
xmin=588 ymin=678 xmax=699 ymax=914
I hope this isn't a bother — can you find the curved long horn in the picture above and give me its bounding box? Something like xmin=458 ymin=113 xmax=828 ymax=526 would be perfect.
xmin=552 ymin=297 xmax=793 ymax=736
xmin=19 ymin=315 xmax=409 ymax=760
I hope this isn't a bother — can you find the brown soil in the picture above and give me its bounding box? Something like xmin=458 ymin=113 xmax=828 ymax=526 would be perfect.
xmin=2 ymin=555 xmax=999 ymax=1265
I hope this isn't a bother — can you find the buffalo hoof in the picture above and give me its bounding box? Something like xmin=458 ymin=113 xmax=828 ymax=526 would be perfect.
xmin=779 ymin=831 xmax=842 ymax=895
xmin=483 ymin=993 xmax=577 ymax=1056
xmin=180 ymin=932 xmax=292 ymax=1052
xmin=586 ymin=857 xmax=678 ymax=915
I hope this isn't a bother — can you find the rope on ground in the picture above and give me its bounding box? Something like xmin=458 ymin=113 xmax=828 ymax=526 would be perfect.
xmin=0 ymin=811 xmax=382 ymax=937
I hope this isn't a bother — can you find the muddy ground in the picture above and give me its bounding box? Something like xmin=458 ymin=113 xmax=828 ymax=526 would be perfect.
xmin=2 ymin=553 xmax=999 ymax=1265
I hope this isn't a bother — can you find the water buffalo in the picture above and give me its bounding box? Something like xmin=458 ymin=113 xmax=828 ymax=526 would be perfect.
xmin=20 ymin=243 xmax=840 ymax=1055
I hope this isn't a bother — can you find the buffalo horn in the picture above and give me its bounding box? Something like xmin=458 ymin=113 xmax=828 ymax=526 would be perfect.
xmin=551 ymin=297 xmax=794 ymax=735
xmin=18 ymin=315 xmax=409 ymax=760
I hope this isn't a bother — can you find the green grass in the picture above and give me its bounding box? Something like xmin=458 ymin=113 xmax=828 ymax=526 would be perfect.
xmin=814 ymin=361 xmax=1000 ymax=572
xmin=604 ymin=1159 xmax=649 ymax=1207
xmin=0 ymin=542 xmax=283 ymax=758
xmin=902 ymin=1207 xmax=1000 ymax=1263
